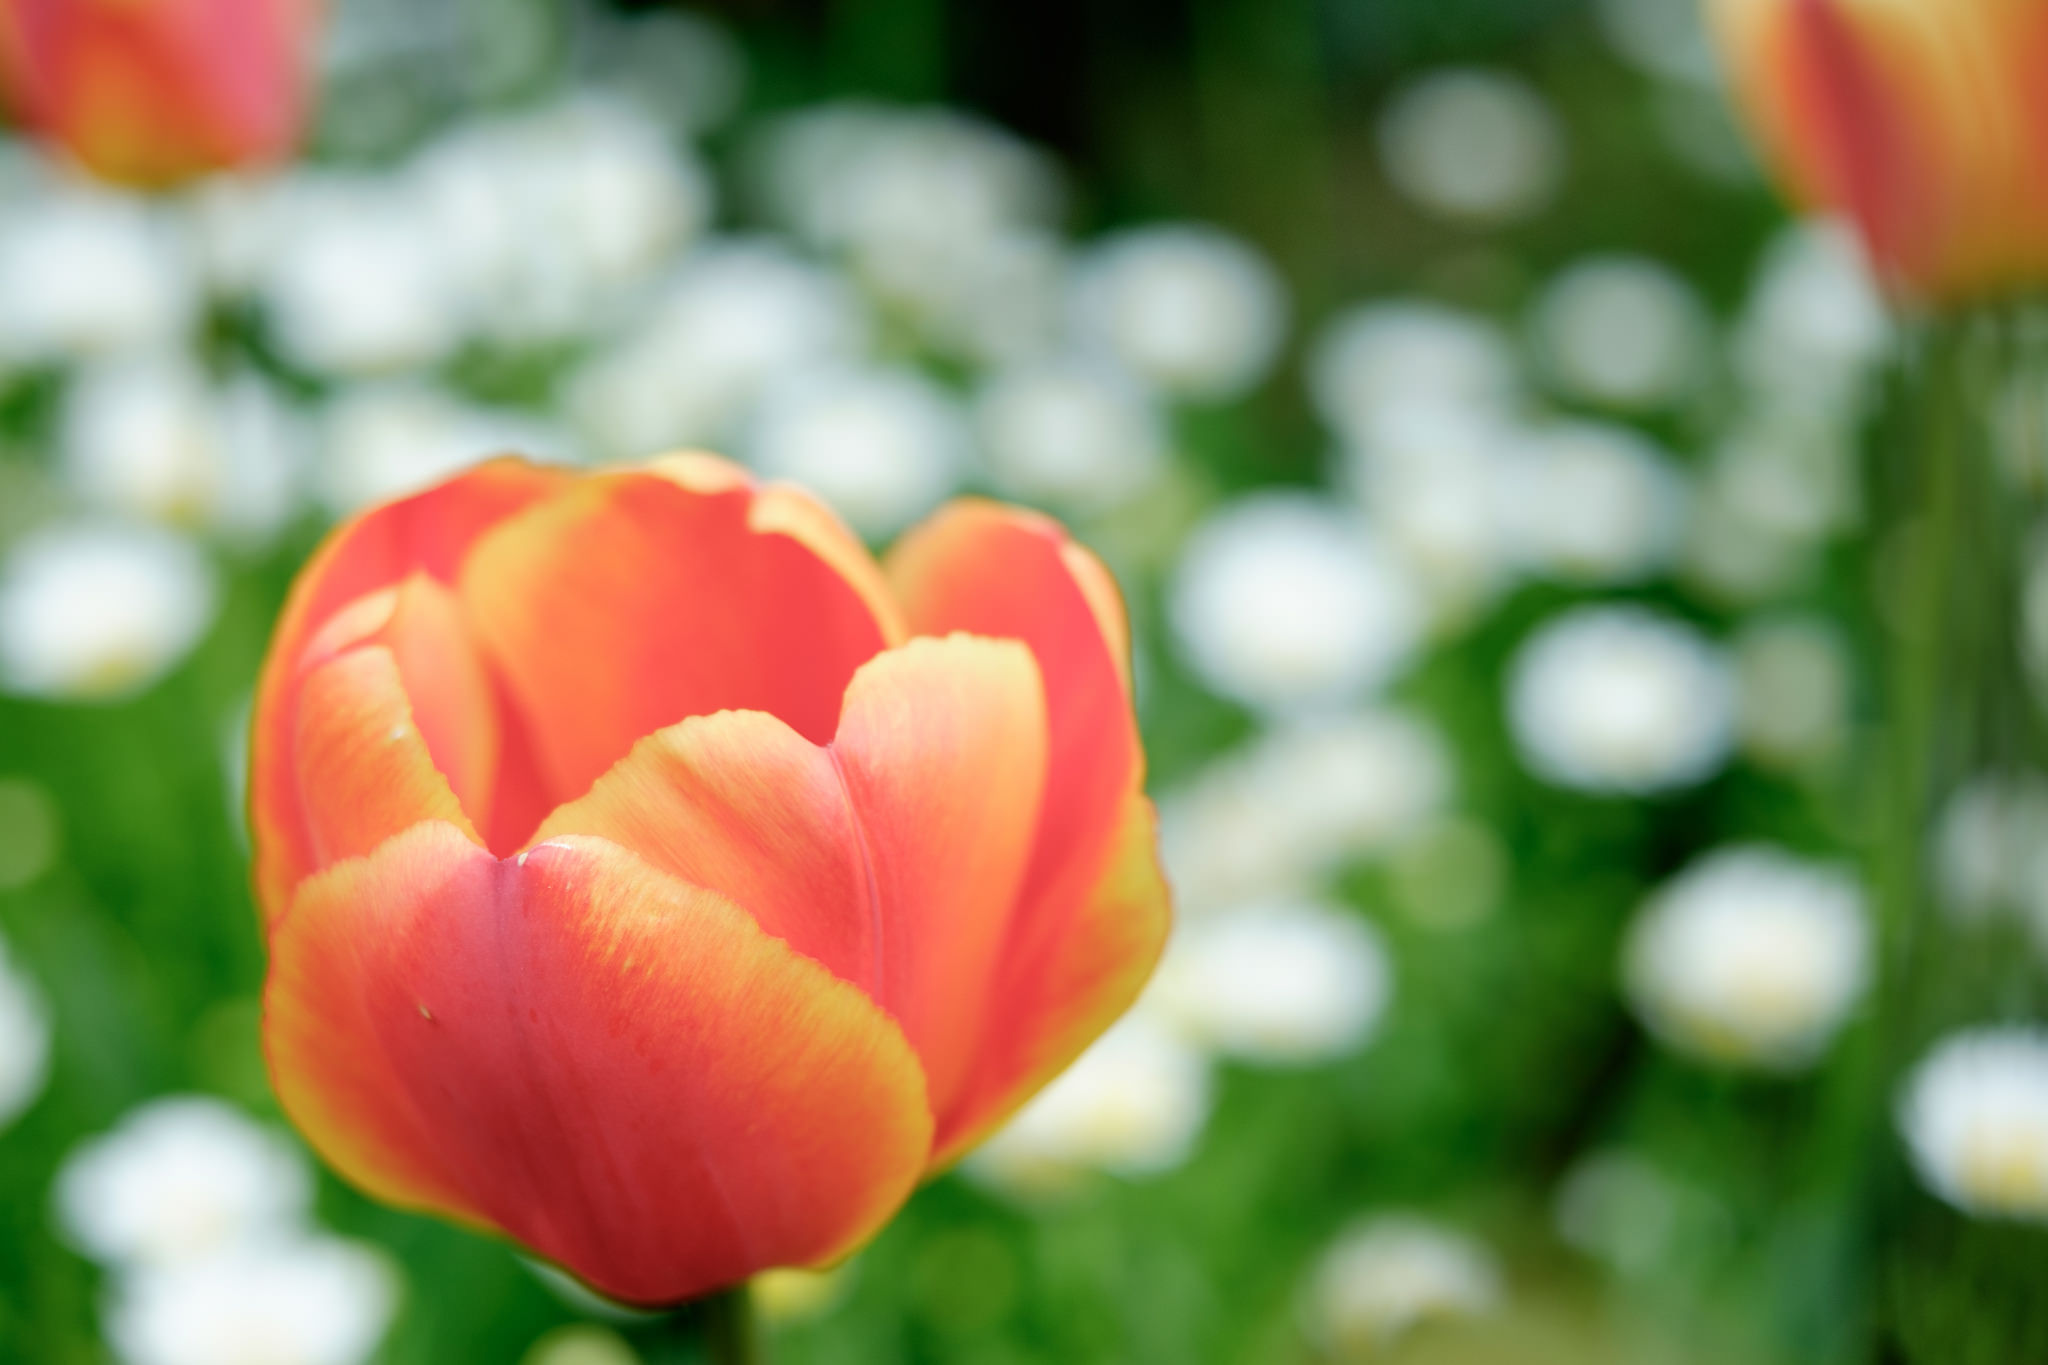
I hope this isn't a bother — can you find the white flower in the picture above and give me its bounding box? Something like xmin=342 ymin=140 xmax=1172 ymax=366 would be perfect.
xmin=1150 ymin=901 xmax=1392 ymax=1066
xmin=104 ymin=1235 xmax=399 ymax=1365
xmin=410 ymin=95 xmax=712 ymax=343
xmin=579 ymin=8 xmax=748 ymax=138
xmin=1378 ymin=69 xmax=1564 ymax=225
xmin=975 ymin=357 xmax=1167 ymax=512
xmin=55 ymin=1097 xmax=312 ymax=1268
xmin=1385 ymin=818 xmax=1510 ymax=932
xmin=0 ymin=185 xmax=198 ymax=365
xmin=1508 ymin=605 xmax=1736 ymax=794
xmin=1305 ymin=1216 xmax=1502 ymax=1352
xmin=1899 ymin=1028 xmax=2048 ymax=1222
xmin=1731 ymin=221 xmax=1889 ymax=418
xmin=1932 ymin=773 xmax=2048 ymax=925
xmin=209 ymin=373 xmax=315 ymax=549
xmin=1170 ymin=494 xmax=1424 ymax=713
xmin=1624 ymin=845 xmax=1869 ymax=1071
xmin=0 ymin=523 xmax=217 ymax=702
xmin=521 ymin=1324 xmax=642 ymax=1365
xmin=1553 ymin=1150 xmax=1689 ymax=1274
xmin=1527 ymin=255 xmax=1710 ymax=411
xmin=1505 ymin=422 xmax=1688 ymax=585
xmin=744 ymin=363 xmax=968 ymax=539
xmin=0 ymin=933 xmax=50 ymax=1131
xmin=1310 ymin=303 xmax=1521 ymax=444
xmin=254 ymin=173 xmax=464 ymax=377
xmin=966 ymin=1015 xmax=1211 ymax=1197
xmin=1735 ymin=615 xmax=1851 ymax=771
xmin=320 ymin=384 xmax=576 ymax=516
xmin=1593 ymin=0 xmax=1720 ymax=86
xmin=565 ymin=239 xmax=870 ymax=460
xmin=1158 ymin=709 xmax=1451 ymax=914
xmin=1071 ymin=224 xmax=1287 ymax=401
xmin=916 ymin=228 xmax=1070 ymax=367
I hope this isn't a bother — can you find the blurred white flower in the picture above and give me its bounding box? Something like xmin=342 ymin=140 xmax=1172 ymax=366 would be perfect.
xmin=1527 ymin=255 xmax=1711 ymax=410
xmin=580 ymin=8 xmax=748 ymax=138
xmin=1341 ymin=406 xmax=1526 ymax=622
xmin=1731 ymin=221 xmax=1889 ymax=418
xmin=1506 ymin=422 xmax=1689 ymax=584
xmin=1899 ymin=1028 xmax=2048 ymax=1222
xmin=320 ymin=383 xmax=575 ymax=516
xmin=966 ymin=1015 xmax=1211 ymax=1198
xmin=411 ymin=95 xmax=712 ymax=343
xmin=918 ymin=227 xmax=1071 ymax=367
xmin=522 ymin=1324 xmax=642 ymax=1365
xmin=1071 ymin=224 xmax=1287 ymax=401
xmin=1735 ymin=615 xmax=1852 ymax=772
xmin=1150 ymin=901 xmax=1392 ymax=1066
xmin=1933 ymin=773 xmax=2048 ymax=925
xmin=56 ymin=1097 xmax=312 ymax=1268
xmin=565 ymin=239 xmax=870 ymax=460
xmin=1508 ymin=605 xmax=1737 ymax=794
xmin=1170 ymin=493 xmax=1424 ymax=713
xmin=0 ymin=933 xmax=50 ymax=1131
xmin=976 ymin=357 xmax=1167 ymax=512
xmin=745 ymin=363 xmax=968 ymax=539
xmin=1682 ymin=413 xmax=1857 ymax=604
xmin=1379 ymin=69 xmax=1564 ymax=225
xmin=1305 ymin=1216 xmax=1503 ymax=1352
xmin=105 ymin=1235 xmax=399 ymax=1365
xmin=1593 ymin=0 xmax=1720 ymax=86
xmin=0 ymin=186 xmax=198 ymax=365
xmin=0 ymin=522 xmax=217 ymax=702
xmin=210 ymin=373 xmax=316 ymax=549
xmin=1309 ymin=302 xmax=1521 ymax=446
xmin=1158 ymin=708 xmax=1452 ymax=914
xmin=1624 ymin=845 xmax=1869 ymax=1071
xmin=1386 ymin=817 xmax=1510 ymax=931
xmin=1553 ymin=1150 xmax=1688 ymax=1275
xmin=255 ymin=173 xmax=464 ymax=377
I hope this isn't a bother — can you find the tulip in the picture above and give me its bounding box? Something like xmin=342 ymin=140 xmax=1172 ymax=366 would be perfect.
xmin=0 ymin=0 xmax=315 ymax=186
xmin=1709 ymin=0 xmax=2048 ymax=303
xmin=249 ymin=454 xmax=1170 ymax=1306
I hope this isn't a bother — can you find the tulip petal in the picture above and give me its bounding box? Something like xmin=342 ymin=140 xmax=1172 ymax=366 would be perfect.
xmin=264 ymin=823 xmax=933 ymax=1305
xmin=459 ymin=468 xmax=893 ymax=835
xmin=885 ymin=500 xmax=1169 ymax=1158
xmin=251 ymin=460 xmax=571 ymax=916
xmin=534 ymin=635 xmax=1049 ymax=1118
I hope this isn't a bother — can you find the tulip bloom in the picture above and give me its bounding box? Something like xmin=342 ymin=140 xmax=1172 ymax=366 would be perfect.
xmin=1709 ymin=0 xmax=2048 ymax=303
xmin=249 ymin=455 xmax=1169 ymax=1305
xmin=0 ymin=0 xmax=315 ymax=186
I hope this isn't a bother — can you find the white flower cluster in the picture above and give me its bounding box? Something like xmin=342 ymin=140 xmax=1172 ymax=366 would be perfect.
xmin=54 ymin=1097 xmax=398 ymax=1365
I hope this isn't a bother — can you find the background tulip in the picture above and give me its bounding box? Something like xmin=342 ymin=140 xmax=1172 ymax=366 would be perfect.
xmin=247 ymin=454 xmax=1170 ymax=1307
xmin=0 ymin=0 xmax=315 ymax=186
xmin=1708 ymin=0 xmax=2048 ymax=303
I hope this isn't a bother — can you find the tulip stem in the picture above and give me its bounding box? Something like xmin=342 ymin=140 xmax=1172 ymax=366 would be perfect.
xmin=701 ymin=1286 xmax=764 ymax=1365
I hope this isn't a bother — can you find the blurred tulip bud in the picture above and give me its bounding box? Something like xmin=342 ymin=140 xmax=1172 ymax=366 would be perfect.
xmin=1710 ymin=0 xmax=2048 ymax=303
xmin=0 ymin=0 xmax=316 ymax=186
xmin=248 ymin=454 xmax=1168 ymax=1306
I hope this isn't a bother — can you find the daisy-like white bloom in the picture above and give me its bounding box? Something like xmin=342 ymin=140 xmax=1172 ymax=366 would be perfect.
xmin=1170 ymin=493 xmax=1424 ymax=714
xmin=0 ymin=522 xmax=216 ymax=703
xmin=579 ymin=8 xmax=747 ymax=139
xmin=55 ymin=1097 xmax=312 ymax=1268
xmin=1378 ymin=69 xmax=1564 ymax=225
xmin=1309 ymin=301 xmax=1521 ymax=445
xmin=1149 ymin=901 xmax=1392 ymax=1066
xmin=744 ymin=363 xmax=969 ymax=539
xmin=409 ymin=95 xmax=712 ymax=344
xmin=0 ymin=184 xmax=198 ymax=366
xmin=965 ymin=1015 xmax=1211 ymax=1198
xmin=103 ymin=1235 xmax=399 ymax=1365
xmin=1070 ymin=224 xmax=1288 ymax=401
xmin=1527 ymin=255 xmax=1711 ymax=411
xmin=1505 ymin=422 xmax=1689 ymax=586
xmin=1593 ymin=0 xmax=1719 ymax=85
xmin=1157 ymin=709 xmax=1451 ymax=915
xmin=1624 ymin=845 xmax=1869 ymax=1071
xmin=1932 ymin=774 xmax=2048 ymax=926
xmin=1734 ymin=615 xmax=1851 ymax=772
xmin=1730 ymin=220 xmax=1889 ymax=421
xmin=565 ymin=239 xmax=870 ymax=461
xmin=318 ymin=383 xmax=577 ymax=517
xmin=1899 ymin=1028 xmax=2048 ymax=1223
xmin=975 ymin=357 xmax=1166 ymax=513
xmin=1508 ymin=605 xmax=1737 ymax=794
xmin=1304 ymin=1216 xmax=1503 ymax=1353
xmin=0 ymin=933 xmax=50 ymax=1131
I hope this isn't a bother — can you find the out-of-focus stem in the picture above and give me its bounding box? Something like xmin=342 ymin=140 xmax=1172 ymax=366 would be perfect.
xmin=702 ymin=1286 xmax=763 ymax=1365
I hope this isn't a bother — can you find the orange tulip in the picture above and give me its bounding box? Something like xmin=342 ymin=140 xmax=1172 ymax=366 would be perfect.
xmin=1709 ymin=0 xmax=2048 ymax=303
xmin=0 ymin=0 xmax=315 ymax=187
xmin=249 ymin=454 xmax=1169 ymax=1306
